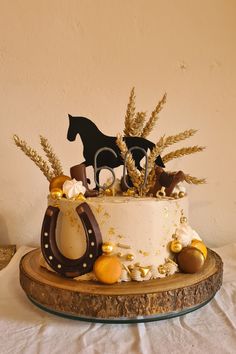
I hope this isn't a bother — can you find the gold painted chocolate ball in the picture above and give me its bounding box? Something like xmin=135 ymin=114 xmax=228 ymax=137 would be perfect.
xmin=170 ymin=240 xmax=183 ymax=253
xmin=191 ymin=239 xmax=208 ymax=259
xmin=49 ymin=175 xmax=71 ymax=191
xmin=177 ymin=247 xmax=205 ymax=274
xmin=179 ymin=191 xmax=185 ymax=198
xmin=50 ymin=188 xmax=63 ymax=199
xmin=93 ymin=255 xmax=122 ymax=284
xmin=102 ymin=242 xmax=114 ymax=254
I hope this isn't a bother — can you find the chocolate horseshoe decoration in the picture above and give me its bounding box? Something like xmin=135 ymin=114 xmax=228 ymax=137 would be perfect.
xmin=41 ymin=202 xmax=103 ymax=278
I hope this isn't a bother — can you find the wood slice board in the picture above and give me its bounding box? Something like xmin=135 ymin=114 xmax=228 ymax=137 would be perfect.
xmin=20 ymin=248 xmax=223 ymax=323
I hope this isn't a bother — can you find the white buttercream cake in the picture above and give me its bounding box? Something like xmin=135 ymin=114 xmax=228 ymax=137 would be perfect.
xmin=39 ymin=192 xmax=203 ymax=282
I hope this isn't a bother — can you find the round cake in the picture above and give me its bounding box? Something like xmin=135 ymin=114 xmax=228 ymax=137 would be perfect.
xmin=39 ymin=193 xmax=204 ymax=282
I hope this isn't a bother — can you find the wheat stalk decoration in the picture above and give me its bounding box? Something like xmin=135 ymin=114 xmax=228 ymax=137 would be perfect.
xmin=184 ymin=174 xmax=206 ymax=185
xmin=162 ymin=146 xmax=205 ymax=164
xmin=129 ymin=112 xmax=146 ymax=137
xmin=116 ymin=134 xmax=141 ymax=189
xmin=141 ymin=93 xmax=167 ymax=138
xmin=13 ymin=135 xmax=54 ymax=181
xmin=123 ymin=87 xmax=136 ymax=136
xmin=40 ymin=135 xmax=64 ymax=176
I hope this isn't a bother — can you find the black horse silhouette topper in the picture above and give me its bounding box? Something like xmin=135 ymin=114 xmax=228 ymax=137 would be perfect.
xmin=67 ymin=115 xmax=165 ymax=182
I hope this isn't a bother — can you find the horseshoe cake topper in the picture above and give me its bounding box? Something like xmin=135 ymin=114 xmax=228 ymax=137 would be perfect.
xmin=41 ymin=203 xmax=103 ymax=278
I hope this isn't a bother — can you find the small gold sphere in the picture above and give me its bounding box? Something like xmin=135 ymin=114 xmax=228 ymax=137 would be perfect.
xmin=179 ymin=191 xmax=185 ymax=198
xmin=158 ymin=265 xmax=167 ymax=274
xmin=102 ymin=242 xmax=114 ymax=254
xmin=126 ymin=253 xmax=135 ymax=261
xmin=50 ymin=188 xmax=63 ymax=200
xmin=180 ymin=216 xmax=188 ymax=224
xmin=170 ymin=240 xmax=183 ymax=253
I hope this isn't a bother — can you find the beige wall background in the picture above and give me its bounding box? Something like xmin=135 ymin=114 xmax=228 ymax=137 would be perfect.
xmin=0 ymin=0 xmax=236 ymax=247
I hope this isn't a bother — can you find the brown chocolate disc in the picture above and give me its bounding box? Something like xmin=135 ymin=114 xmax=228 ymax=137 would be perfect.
xmin=177 ymin=247 xmax=205 ymax=274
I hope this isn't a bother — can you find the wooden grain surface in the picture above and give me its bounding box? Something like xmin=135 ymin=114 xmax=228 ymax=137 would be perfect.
xmin=20 ymin=248 xmax=223 ymax=319
xmin=0 ymin=245 xmax=16 ymax=270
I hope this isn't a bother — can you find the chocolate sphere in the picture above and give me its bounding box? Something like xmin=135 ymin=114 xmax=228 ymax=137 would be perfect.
xmin=177 ymin=247 xmax=205 ymax=274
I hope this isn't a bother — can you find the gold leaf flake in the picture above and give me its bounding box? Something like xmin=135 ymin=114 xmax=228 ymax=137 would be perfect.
xmin=108 ymin=227 xmax=116 ymax=235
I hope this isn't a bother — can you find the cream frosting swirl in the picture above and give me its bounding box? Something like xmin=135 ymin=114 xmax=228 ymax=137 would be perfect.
xmin=62 ymin=179 xmax=86 ymax=199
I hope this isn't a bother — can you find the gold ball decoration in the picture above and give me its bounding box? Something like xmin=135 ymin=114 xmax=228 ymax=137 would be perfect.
xmin=180 ymin=216 xmax=188 ymax=224
xmin=50 ymin=188 xmax=63 ymax=200
xmin=170 ymin=240 xmax=183 ymax=253
xmin=49 ymin=175 xmax=71 ymax=192
xmin=93 ymin=255 xmax=122 ymax=284
xmin=178 ymin=191 xmax=185 ymax=198
xmin=102 ymin=242 xmax=114 ymax=254
xmin=177 ymin=247 xmax=205 ymax=274
xmin=191 ymin=239 xmax=208 ymax=259
xmin=126 ymin=253 xmax=135 ymax=261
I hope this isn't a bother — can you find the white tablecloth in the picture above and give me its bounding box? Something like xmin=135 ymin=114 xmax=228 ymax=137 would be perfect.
xmin=0 ymin=244 xmax=235 ymax=354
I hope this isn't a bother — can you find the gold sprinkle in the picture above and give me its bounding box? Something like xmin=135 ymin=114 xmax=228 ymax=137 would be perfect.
xmin=139 ymin=250 xmax=149 ymax=256
xmin=117 ymin=243 xmax=131 ymax=249
xmin=139 ymin=266 xmax=150 ymax=277
xmin=180 ymin=216 xmax=188 ymax=224
xmin=108 ymin=227 xmax=116 ymax=235
xmin=103 ymin=212 xmax=110 ymax=218
xmin=123 ymin=264 xmax=131 ymax=275
xmin=126 ymin=253 xmax=135 ymax=261
xmin=128 ymin=264 xmax=134 ymax=270
xmin=158 ymin=265 xmax=167 ymax=274
xmin=95 ymin=205 xmax=103 ymax=213
xmin=117 ymin=252 xmax=124 ymax=258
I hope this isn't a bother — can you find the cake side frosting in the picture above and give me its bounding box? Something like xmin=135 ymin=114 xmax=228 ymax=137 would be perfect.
xmin=45 ymin=195 xmax=192 ymax=281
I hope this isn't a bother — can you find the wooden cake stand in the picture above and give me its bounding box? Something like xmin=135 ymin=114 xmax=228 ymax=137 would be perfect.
xmin=20 ymin=248 xmax=223 ymax=323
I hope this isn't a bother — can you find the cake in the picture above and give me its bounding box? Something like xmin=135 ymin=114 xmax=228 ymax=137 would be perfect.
xmin=14 ymin=89 xmax=208 ymax=285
